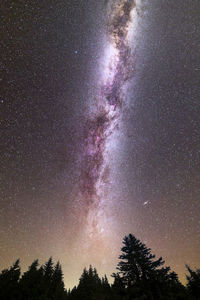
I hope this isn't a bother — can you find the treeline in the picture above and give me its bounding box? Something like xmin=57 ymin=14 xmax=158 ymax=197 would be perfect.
xmin=0 ymin=234 xmax=200 ymax=300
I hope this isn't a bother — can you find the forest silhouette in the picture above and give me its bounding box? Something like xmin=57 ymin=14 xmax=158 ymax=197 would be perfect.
xmin=0 ymin=234 xmax=199 ymax=300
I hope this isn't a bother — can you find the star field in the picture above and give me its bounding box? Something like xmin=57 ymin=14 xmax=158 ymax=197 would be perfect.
xmin=0 ymin=0 xmax=200 ymax=288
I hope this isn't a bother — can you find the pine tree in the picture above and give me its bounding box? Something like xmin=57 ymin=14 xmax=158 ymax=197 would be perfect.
xmin=117 ymin=234 xmax=166 ymax=285
xmin=112 ymin=273 xmax=126 ymax=299
xmin=74 ymin=266 xmax=102 ymax=300
xmin=42 ymin=257 xmax=54 ymax=299
xmin=43 ymin=257 xmax=54 ymax=282
xmin=51 ymin=261 xmax=66 ymax=300
xmin=114 ymin=234 xmax=181 ymax=299
xmin=186 ymin=265 xmax=200 ymax=300
xmin=101 ymin=274 xmax=110 ymax=289
xmin=19 ymin=259 xmax=44 ymax=299
xmin=0 ymin=259 xmax=20 ymax=300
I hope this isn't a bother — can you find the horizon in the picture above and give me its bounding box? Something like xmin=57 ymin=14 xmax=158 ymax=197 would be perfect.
xmin=0 ymin=232 xmax=195 ymax=290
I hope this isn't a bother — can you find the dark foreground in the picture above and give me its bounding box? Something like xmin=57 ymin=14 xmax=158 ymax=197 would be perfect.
xmin=0 ymin=234 xmax=199 ymax=300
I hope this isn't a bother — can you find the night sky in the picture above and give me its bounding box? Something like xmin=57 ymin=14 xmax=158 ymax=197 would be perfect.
xmin=1 ymin=0 xmax=200 ymax=288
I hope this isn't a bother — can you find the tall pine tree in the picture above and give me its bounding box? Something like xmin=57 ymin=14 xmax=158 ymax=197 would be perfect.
xmin=116 ymin=234 xmax=166 ymax=285
xmin=113 ymin=234 xmax=182 ymax=299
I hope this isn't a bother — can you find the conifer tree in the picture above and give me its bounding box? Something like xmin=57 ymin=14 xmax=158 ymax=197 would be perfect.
xmin=43 ymin=257 xmax=54 ymax=282
xmin=51 ymin=261 xmax=66 ymax=300
xmin=112 ymin=273 xmax=126 ymax=299
xmin=116 ymin=234 xmax=166 ymax=286
xmin=42 ymin=257 xmax=54 ymax=299
xmin=0 ymin=259 xmax=20 ymax=300
xmin=19 ymin=259 xmax=43 ymax=299
xmin=74 ymin=265 xmax=102 ymax=300
xmin=114 ymin=234 xmax=182 ymax=299
xmin=102 ymin=274 xmax=110 ymax=289
xmin=186 ymin=265 xmax=200 ymax=300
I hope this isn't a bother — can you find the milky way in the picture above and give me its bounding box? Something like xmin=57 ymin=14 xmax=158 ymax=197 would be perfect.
xmin=79 ymin=0 xmax=137 ymax=232
xmin=1 ymin=0 xmax=199 ymax=289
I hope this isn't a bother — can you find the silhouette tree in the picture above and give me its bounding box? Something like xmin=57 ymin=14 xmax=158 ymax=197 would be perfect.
xmin=0 ymin=250 xmax=190 ymax=300
xmin=43 ymin=257 xmax=54 ymax=281
xmin=0 ymin=259 xmax=20 ymax=300
xmin=41 ymin=257 xmax=54 ymax=299
xmin=19 ymin=257 xmax=67 ymax=300
xmin=101 ymin=274 xmax=112 ymax=299
xmin=186 ymin=265 xmax=200 ymax=300
xmin=111 ymin=273 xmax=126 ymax=299
xmin=116 ymin=234 xmax=166 ymax=282
xmin=71 ymin=265 xmax=102 ymax=300
xmin=0 ymin=258 xmax=68 ymax=300
xmin=113 ymin=234 xmax=184 ymax=299
xmin=39 ymin=257 xmax=67 ymax=300
xmin=51 ymin=261 xmax=67 ymax=300
xmin=19 ymin=259 xmax=44 ymax=299
xmin=68 ymin=286 xmax=77 ymax=300
xmin=101 ymin=274 xmax=110 ymax=290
